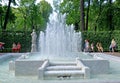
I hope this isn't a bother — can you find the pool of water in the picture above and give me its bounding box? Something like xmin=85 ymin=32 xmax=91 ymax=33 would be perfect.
xmin=27 ymin=52 xmax=93 ymax=61
xmin=0 ymin=53 xmax=120 ymax=83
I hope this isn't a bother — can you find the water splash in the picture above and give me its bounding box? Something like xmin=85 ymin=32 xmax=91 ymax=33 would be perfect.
xmin=39 ymin=12 xmax=82 ymax=56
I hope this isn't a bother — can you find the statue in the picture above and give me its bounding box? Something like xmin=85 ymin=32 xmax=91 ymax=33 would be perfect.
xmin=31 ymin=29 xmax=37 ymax=52
xmin=31 ymin=29 xmax=37 ymax=44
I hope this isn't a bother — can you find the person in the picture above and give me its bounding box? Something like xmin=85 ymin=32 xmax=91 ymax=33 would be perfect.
xmin=84 ymin=39 xmax=90 ymax=52
xmin=96 ymin=42 xmax=103 ymax=52
xmin=109 ymin=39 xmax=117 ymax=52
xmin=90 ymin=43 xmax=94 ymax=52
xmin=17 ymin=42 xmax=21 ymax=52
xmin=0 ymin=42 xmax=5 ymax=51
xmin=12 ymin=43 xmax=17 ymax=52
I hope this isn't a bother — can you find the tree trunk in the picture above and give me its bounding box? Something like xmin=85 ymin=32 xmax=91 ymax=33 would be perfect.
xmin=108 ymin=0 xmax=114 ymax=30
xmin=94 ymin=0 xmax=102 ymax=31
xmin=85 ymin=0 xmax=90 ymax=31
xmin=23 ymin=15 xmax=26 ymax=31
xmin=0 ymin=13 xmax=3 ymax=29
xmin=3 ymin=0 xmax=12 ymax=31
xmin=80 ymin=0 xmax=85 ymax=31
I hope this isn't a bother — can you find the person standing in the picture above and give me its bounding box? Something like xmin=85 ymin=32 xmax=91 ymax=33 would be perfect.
xmin=109 ymin=39 xmax=117 ymax=52
xmin=84 ymin=39 xmax=90 ymax=52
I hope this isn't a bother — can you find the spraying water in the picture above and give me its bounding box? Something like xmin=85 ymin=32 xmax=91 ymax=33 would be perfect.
xmin=38 ymin=0 xmax=82 ymax=56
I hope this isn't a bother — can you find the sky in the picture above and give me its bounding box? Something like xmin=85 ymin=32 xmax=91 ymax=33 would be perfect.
xmin=1 ymin=0 xmax=116 ymax=7
xmin=36 ymin=0 xmax=53 ymax=5
xmin=1 ymin=0 xmax=53 ymax=7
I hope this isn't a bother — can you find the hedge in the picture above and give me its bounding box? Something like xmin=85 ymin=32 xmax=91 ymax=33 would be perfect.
xmin=0 ymin=30 xmax=120 ymax=52
xmin=0 ymin=31 xmax=32 ymax=52
xmin=82 ymin=31 xmax=120 ymax=52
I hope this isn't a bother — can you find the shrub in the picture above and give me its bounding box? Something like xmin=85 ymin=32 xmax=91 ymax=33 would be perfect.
xmin=0 ymin=31 xmax=32 ymax=52
xmin=1 ymin=30 xmax=120 ymax=52
xmin=82 ymin=31 xmax=120 ymax=52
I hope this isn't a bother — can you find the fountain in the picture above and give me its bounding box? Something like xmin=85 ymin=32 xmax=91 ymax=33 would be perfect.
xmin=11 ymin=1 xmax=109 ymax=80
xmin=0 ymin=0 xmax=120 ymax=83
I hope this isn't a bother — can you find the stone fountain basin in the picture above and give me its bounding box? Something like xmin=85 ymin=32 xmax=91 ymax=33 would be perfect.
xmin=1 ymin=53 xmax=120 ymax=83
xmin=11 ymin=52 xmax=109 ymax=80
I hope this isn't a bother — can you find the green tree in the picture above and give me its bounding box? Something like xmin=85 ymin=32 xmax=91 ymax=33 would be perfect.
xmin=17 ymin=0 xmax=52 ymax=31
xmin=113 ymin=0 xmax=120 ymax=30
xmin=59 ymin=0 xmax=120 ymax=31
xmin=59 ymin=0 xmax=81 ymax=30
xmin=37 ymin=0 xmax=52 ymax=30
xmin=3 ymin=0 xmax=17 ymax=31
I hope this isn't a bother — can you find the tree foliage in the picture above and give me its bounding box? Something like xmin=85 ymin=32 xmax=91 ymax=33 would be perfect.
xmin=0 ymin=0 xmax=120 ymax=32
xmin=59 ymin=0 xmax=120 ymax=31
xmin=60 ymin=0 xmax=80 ymax=27
xmin=0 ymin=0 xmax=52 ymax=31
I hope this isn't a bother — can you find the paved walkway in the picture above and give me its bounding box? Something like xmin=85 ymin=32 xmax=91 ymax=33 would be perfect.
xmin=91 ymin=52 xmax=120 ymax=62
xmin=104 ymin=52 xmax=120 ymax=57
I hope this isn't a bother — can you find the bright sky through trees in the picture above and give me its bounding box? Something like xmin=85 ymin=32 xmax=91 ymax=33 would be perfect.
xmin=37 ymin=0 xmax=53 ymax=5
